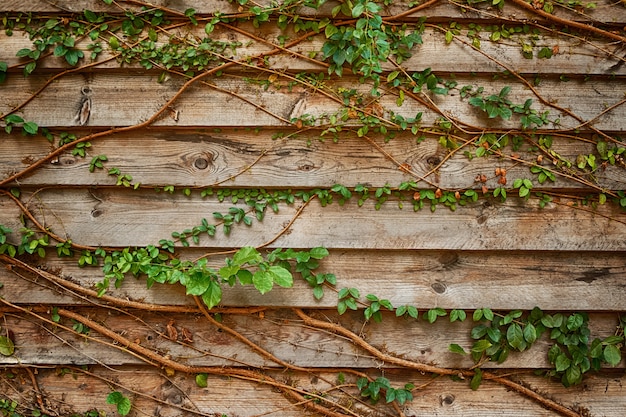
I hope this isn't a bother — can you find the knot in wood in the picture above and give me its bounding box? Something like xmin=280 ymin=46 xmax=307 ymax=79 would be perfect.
xmin=440 ymin=393 xmax=455 ymax=406
xmin=427 ymin=155 xmax=441 ymax=166
xmin=194 ymin=157 xmax=210 ymax=170
xmin=431 ymin=281 xmax=447 ymax=294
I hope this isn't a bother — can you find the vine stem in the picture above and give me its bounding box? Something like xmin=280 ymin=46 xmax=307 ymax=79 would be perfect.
xmin=0 ymin=29 xmax=319 ymax=187
xmin=506 ymin=0 xmax=626 ymax=44
xmin=292 ymin=308 xmax=583 ymax=417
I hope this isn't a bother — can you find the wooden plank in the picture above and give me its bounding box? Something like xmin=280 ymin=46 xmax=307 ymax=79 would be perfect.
xmin=0 ymin=308 xmax=621 ymax=369
xmin=1 ymin=0 xmax=624 ymax=23
xmin=2 ymin=24 xmax=624 ymax=76
xmin=1 ymin=365 xmax=625 ymax=416
xmin=1 ymin=72 xmax=625 ymax=131
xmin=1 ymin=188 xmax=625 ymax=251
xmin=1 ymin=130 xmax=624 ymax=190
xmin=1 ymin=249 xmax=625 ymax=310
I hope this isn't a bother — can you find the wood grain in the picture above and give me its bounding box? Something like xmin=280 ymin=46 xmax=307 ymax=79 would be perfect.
xmin=1 ymin=249 xmax=625 ymax=310
xmin=2 ymin=22 xmax=624 ymax=76
xmin=0 ymin=308 xmax=621 ymax=369
xmin=2 ymin=0 xmax=624 ymax=23
xmin=1 ymin=188 xmax=624 ymax=250
xmin=1 ymin=72 xmax=623 ymax=131
xmin=2 ymin=366 xmax=624 ymax=417
xmin=2 ymin=130 xmax=624 ymax=190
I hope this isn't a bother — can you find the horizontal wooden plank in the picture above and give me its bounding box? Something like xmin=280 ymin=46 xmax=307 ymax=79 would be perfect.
xmin=2 ymin=249 xmax=625 ymax=311
xmin=1 ymin=72 xmax=625 ymax=131
xmin=1 ymin=0 xmax=624 ymax=24
xmin=1 ymin=188 xmax=625 ymax=251
xmin=0 ymin=307 xmax=621 ymax=369
xmin=2 ymin=365 xmax=625 ymax=417
xmin=1 ymin=130 xmax=624 ymax=190
xmin=2 ymin=23 xmax=624 ymax=76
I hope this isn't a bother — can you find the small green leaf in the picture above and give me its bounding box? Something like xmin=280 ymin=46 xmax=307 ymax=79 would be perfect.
xmin=0 ymin=336 xmax=15 ymax=356
xmin=604 ymin=344 xmax=621 ymax=366
xmin=268 ymin=265 xmax=293 ymax=288
xmin=201 ymin=281 xmax=222 ymax=309
xmin=309 ymin=247 xmax=329 ymax=259
xmin=196 ymin=373 xmax=208 ymax=388
xmin=253 ymin=270 xmax=273 ymax=294
xmin=449 ymin=343 xmax=467 ymax=355
xmin=23 ymin=121 xmax=38 ymax=135
xmin=470 ymin=368 xmax=482 ymax=390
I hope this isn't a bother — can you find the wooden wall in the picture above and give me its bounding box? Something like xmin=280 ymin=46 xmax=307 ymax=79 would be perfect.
xmin=0 ymin=0 xmax=625 ymax=416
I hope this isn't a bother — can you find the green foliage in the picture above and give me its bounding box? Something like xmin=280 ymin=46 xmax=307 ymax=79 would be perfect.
xmin=357 ymin=377 xmax=414 ymax=405
xmin=106 ymin=391 xmax=131 ymax=416
xmin=337 ymin=287 xmax=360 ymax=315
xmin=450 ymin=307 xmax=626 ymax=387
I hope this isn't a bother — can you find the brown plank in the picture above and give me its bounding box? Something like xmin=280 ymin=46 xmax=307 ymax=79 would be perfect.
xmin=1 ymin=130 xmax=624 ymax=190
xmin=3 ymin=366 xmax=625 ymax=417
xmin=1 ymin=0 xmax=624 ymax=23
xmin=2 ymin=24 xmax=624 ymax=76
xmin=1 ymin=188 xmax=625 ymax=251
xmin=1 ymin=72 xmax=624 ymax=131
xmin=0 ymin=308 xmax=621 ymax=369
xmin=1 ymin=249 xmax=625 ymax=311
xmin=0 ymin=74 xmax=626 ymax=131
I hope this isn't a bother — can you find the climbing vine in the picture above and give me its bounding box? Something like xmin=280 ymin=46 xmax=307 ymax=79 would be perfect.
xmin=0 ymin=0 xmax=625 ymax=416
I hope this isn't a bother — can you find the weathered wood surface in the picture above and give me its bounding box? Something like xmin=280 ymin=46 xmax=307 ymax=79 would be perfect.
xmin=2 ymin=365 xmax=624 ymax=417
xmin=1 ymin=73 xmax=623 ymax=131
xmin=1 ymin=249 xmax=625 ymax=310
xmin=3 ymin=0 xmax=625 ymax=23
xmin=1 ymin=189 xmax=624 ymax=250
xmin=0 ymin=1 xmax=625 ymax=416
xmin=2 ymin=25 xmax=624 ymax=76
xmin=0 ymin=307 xmax=621 ymax=369
xmin=2 ymin=131 xmax=625 ymax=190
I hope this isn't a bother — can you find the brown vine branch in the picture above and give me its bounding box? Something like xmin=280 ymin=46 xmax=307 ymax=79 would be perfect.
xmin=293 ymin=308 xmax=583 ymax=417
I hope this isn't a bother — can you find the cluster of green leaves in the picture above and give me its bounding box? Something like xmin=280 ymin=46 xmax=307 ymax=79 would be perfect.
xmin=467 ymin=86 xmax=551 ymax=129
xmin=106 ymin=391 xmax=131 ymax=416
xmin=1 ymin=12 xmax=98 ymax=75
xmin=357 ymin=377 xmax=414 ymax=405
xmin=2 ymin=114 xmax=38 ymax=135
xmin=448 ymin=307 xmax=625 ymax=387
xmin=333 ymin=285 xmax=625 ymax=389
xmin=92 ymin=244 xmax=329 ymax=309
xmin=322 ymin=1 xmax=423 ymax=85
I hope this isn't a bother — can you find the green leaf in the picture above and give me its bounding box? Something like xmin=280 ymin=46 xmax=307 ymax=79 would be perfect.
xmin=201 ymin=281 xmax=222 ymax=309
xmin=5 ymin=114 xmax=24 ymax=124
xmin=309 ymin=247 xmax=329 ymax=259
xmin=23 ymin=121 xmax=38 ymax=135
xmin=233 ymin=246 xmax=262 ymax=265
xmin=253 ymin=270 xmax=273 ymax=294
xmin=84 ymin=9 xmax=98 ymax=22
xmin=507 ymin=323 xmax=525 ymax=351
xmin=449 ymin=343 xmax=467 ymax=355
xmin=470 ymin=368 xmax=482 ymax=390
xmin=106 ymin=392 xmax=131 ymax=416
xmin=219 ymin=264 xmax=240 ymax=280
xmin=0 ymin=336 xmax=14 ymax=356
xmin=195 ymin=373 xmax=208 ymax=388
xmin=603 ymin=344 xmax=622 ymax=366
xmin=351 ymin=3 xmax=365 ymax=17
xmin=387 ymin=71 xmax=400 ymax=82
xmin=237 ymin=269 xmax=253 ymax=285
xmin=450 ymin=309 xmax=467 ymax=322
xmin=471 ymin=339 xmax=492 ymax=353
xmin=185 ymin=273 xmax=213 ymax=296
xmin=523 ymin=323 xmax=537 ymax=344
xmin=555 ymin=354 xmax=571 ymax=372
xmin=313 ymin=285 xmax=324 ymax=300
xmin=268 ymin=265 xmax=293 ymax=288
